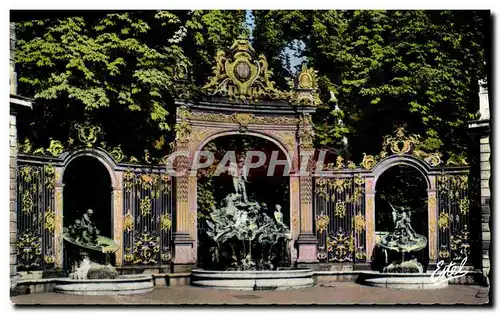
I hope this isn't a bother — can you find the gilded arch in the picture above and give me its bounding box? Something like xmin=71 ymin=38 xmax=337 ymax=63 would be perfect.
xmin=371 ymin=154 xmax=432 ymax=191
xmin=58 ymin=148 xmax=119 ymax=188
xmin=170 ymin=37 xmax=321 ymax=269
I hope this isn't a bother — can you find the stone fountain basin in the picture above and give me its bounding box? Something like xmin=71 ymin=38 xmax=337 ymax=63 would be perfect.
xmin=191 ymin=268 xmax=314 ymax=290
xmin=357 ymin=273 xmax=448 ymax=290
xmin=53 ymin=274 xmax=154 ymax=295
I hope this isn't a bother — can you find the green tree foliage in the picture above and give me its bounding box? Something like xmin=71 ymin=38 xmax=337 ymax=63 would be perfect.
xmin=253 ymin=10 xmax=489 ymax=162
xmin=15 ymin=10 xmax=246 ymax=157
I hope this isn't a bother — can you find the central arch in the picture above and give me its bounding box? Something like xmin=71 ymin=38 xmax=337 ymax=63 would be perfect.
xmin=194 ymin=129 xmax=294 ymax=172
xmin=195 ymin=133 xmax=292 ymax=268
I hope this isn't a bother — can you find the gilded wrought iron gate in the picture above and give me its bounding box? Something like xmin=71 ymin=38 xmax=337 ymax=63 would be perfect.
xmin=16 ymin=161 xmax=56 ymax=271
xmin=122 ymin=168 xmax=174 ymax=266
xmin=436 ymin=173 xmax=471 ymax=263
xmin=314 ymin=175 xmax=366 ymax=264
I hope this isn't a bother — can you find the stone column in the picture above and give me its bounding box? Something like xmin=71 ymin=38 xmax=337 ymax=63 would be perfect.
xmin=112 ymin=171 xmax=124 ymax=266
xmin=427 ymin=175 xmax=438 ymax=264
xmin=187 ymin=175 xmax=197 ymax=261
xmin=365 ymin=177 xmax=375 ymax=262
xmin=172 ymin=137 xmax=195 ymax=272
xmin=53 ymin=168 xmax=64 ymax=269
xmin=296 ymin=148 xmax=318 ymax=264
xmin=289 ymin=174 xmax=300 ymax=263
xmin=10 ymin=113 xmax=18 ymax=291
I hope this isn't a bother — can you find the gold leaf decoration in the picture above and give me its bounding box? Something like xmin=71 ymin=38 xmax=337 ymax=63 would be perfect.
xmin=110 ymin=146 xmax=124 ymax=162
xmin=361 ymin=153 xmax=376 ymax=170
xmin=160 ymin=213 xmax=172 ymax=231
xmin=44 ymin=164 xmax=55 ymax=190
xmin=382 ymin=126 xmax=420 ymax=155
xmin=140 ymin=197 xmax=152 ymax=216
xmin=353 ymin=212 xmax=366 ymax=234
xmin=47 ymin=139 xmax=64 ymax=157
xmin=124 ymin=212 xmax=134 ymax=232
xmin=316 ymin=214 xmax=329 ymax=234
xmin=232 ymin=113 xmax=254 ymax=127
xmin=334 ymin=200 xmax=346 ymax=218
xmin=74 ymin=123 xmax=102 ymax=148
xmin=44 ymin=255 xmax=55 ymax=264
xmin=202 ymin=36 xmax=290 ymax=103
xmin=459 ymin=198 xmax=470 ymax=215
xmin=437 ymin=212 xmax=451 ymax=230
xmin=44 ymin=210 xmax=56 ymax=232
xmin=21 ymin=190 xmax=34 ymax=213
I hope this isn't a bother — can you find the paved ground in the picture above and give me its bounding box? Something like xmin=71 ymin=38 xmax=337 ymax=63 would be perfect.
xmin=11 ymin=283 xmax=490 ymax=305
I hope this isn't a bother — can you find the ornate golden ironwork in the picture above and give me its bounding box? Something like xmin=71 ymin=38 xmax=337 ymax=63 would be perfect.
xmin=123 ymin=169 xmax=135 ymax=192
xmin=317 ymin=246 xmax=327 ymax=261
xmin=382 ymin=126 xmax=420 ymax=155
xmin=110 ymin=146 xmax=125 ymax=163
xmin=439 ymin=246 xmax=451 ymax=260
xmin=450 ymin=227 xmax=470 ymax=261
xmin=161 ymin=251 xmax=172 ymax=263
xmin=334 ymin=200 xmax=346 ymax=218
xmin=291 ymin=64 xmax=321 ymax=106
xmin=459 ymin=197 xmax=470 ymax=215
xmin=438 ymin=212 xmax=451 ymax=230
xmin=74 ymin=123 xmax=102 ymax=147
xmin=130 ymin=232 xmax=160 ymax=265
xmin=20 ymin=138 xmax=32 ymax=154
xmin=361 ymin=153 xmax=377 ymax=170
xmin=19 ymin=165 xmax=33 ymax=183
xmin=139 ymin=197 xmax=152 ymax=216
xmin=315 ymin=178 xmax=330 ymax=201
xmin=44 ymin=255 xmax=55 ymax=265
xmin=316 ymin=214 xmax=329 ymax=234
xmin=329 ymin=178 xmax=351 ymax=193
xmin=355 ymin=247 xmax=366 ymax=260
xmin=438 ymin=174 xmax=468 ymax=200
xmin=160 ymin=213 xmax=172 ymax=231
xmin=21 ymin=190 xmax=34 ymax=213
xmin=44 ymin=210 xmax=55 ymax=232
xmin=17 ymin=230 xmax=42 ymax=269
xmin=44 ymin=164 xmax=55 ymax=190
xmin=353 ymin=212 xmax=366 ymax=234
xmin=124 ymin=212 xmax=134 ymax=232
xmin=47 ymin=139 xmax=64 ymax=157
xmin=202 ymin=36 xmax=289 ymax=103
xmin=327 ymin=228 xmax=353 ymax=262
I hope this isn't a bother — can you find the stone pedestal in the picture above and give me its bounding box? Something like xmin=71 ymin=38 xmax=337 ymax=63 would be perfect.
xmin=296 ymin=233 xmax=318 ymax=264
xmin=172 ymin=232 xmax=195 ymax=273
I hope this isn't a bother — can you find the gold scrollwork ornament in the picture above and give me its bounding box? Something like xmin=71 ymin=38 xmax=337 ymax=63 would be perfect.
xmin=316 ymin=214 xmax=329 ymax=234
xmin=124 ymin=212 xmax=134 ymax=232
xmin=361 ymin=153 xmax=376 ymax=170
xmin=47 ymin=139 xmax=64 ymax=157
xmin=74 ymin=123 xmax=102 ymax=147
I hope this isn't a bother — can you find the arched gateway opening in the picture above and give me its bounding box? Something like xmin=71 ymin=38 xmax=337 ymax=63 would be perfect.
xmin=373 ymin=164 xmax=429 ymax=271
xmin=62 ymin=156 xmax=113 ymax=269
xmin=196 ymin=134 xmax=290 ymax=269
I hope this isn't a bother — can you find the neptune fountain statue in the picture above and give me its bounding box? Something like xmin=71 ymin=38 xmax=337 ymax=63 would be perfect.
xmin=205 ymin=159 xmax=291 ymax=270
